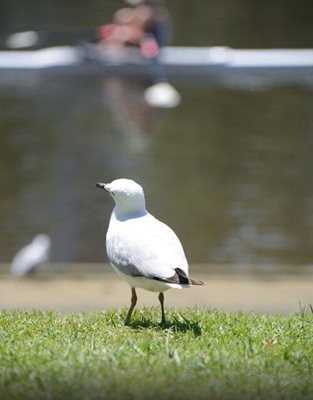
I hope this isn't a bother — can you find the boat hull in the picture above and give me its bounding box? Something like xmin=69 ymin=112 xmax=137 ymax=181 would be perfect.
xmin=0 ymin=46 xmax=313 ymax=87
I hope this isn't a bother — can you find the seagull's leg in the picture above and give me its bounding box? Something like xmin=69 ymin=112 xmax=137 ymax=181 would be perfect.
xmin=158 ymin=292 xmax=166 ymax=324
xmin=125 ymin=287 xmax=137 ymax=325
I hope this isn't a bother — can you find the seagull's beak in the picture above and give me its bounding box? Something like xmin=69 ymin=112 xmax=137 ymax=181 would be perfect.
xmin=96 ymin=182 xmax=108 ymax=191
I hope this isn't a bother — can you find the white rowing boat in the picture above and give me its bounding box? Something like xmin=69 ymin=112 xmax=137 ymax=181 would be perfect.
xmin=0 ymin=45 xmax=313 ymax=86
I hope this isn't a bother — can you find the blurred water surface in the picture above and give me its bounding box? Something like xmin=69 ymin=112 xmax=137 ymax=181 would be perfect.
xmin=0 ymin=0 xmax=313 ymax=266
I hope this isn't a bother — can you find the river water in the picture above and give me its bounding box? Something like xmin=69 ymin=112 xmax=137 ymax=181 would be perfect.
xmin=0 ymin=1 xmax=313 ymax=266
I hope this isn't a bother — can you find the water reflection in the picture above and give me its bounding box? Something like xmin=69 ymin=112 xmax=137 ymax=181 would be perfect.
xmin=103 ymin=77 xmax=156 ymax=153
xmin=0 ymin=73 xmax=312 ymax=266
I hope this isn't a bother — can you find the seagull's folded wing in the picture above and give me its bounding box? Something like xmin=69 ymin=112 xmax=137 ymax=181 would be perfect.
xmin=106 ymin=214 xmax=189 ymax=280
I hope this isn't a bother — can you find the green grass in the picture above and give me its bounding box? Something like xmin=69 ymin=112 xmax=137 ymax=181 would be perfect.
xmin=1 ymin=308 xmax=313 ymax=400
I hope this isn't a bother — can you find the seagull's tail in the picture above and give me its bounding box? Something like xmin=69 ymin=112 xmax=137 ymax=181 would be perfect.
xmin=175 ymin=268 xmax=206 ymax=286
xmin=153 ymin=268 xmax=206 ymax=287
xmin=190 ymin=278 xmax=206 ymax=286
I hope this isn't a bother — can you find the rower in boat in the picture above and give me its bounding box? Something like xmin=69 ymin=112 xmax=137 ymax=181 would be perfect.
xmin=97 ymin=1 xmax=181 ymax=108
xmin=97 ymin=0 xmax=171 ymax=58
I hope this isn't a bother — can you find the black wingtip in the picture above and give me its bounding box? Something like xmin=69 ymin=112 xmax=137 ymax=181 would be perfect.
xmin=152 ymin=267 xmax=205 ymax=286
xmin=175 ymin=268 xmax=190 ymax=285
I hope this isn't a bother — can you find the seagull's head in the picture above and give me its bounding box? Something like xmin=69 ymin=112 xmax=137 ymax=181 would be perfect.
xmin=97 ymin=179 xmax=146 ymax=217
xmin=33 ymin=234 xmax=51 ymax=250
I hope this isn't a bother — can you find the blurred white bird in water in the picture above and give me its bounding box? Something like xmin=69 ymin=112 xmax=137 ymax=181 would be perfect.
xmin=144 ymin=82 xmax=181 ymax=108
xmin=10 ymin=234 xmax=51 ymax=277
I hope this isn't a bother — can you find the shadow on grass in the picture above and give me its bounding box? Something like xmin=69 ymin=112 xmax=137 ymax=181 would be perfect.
xmin=128 ymin=314 xmax=202 ymax=336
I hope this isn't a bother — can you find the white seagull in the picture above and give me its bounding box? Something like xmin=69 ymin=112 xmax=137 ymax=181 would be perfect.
xmin=96 ymin=178 xmax=203 ymax=325
xmin=10 ymin=234 xmax=51 ymax=278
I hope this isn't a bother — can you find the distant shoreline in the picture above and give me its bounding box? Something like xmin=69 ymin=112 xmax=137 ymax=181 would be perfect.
xmin=1 ymin=262 xmax=313 ymax=279
xmin=1 ymin=263 xmax=312 ymax=314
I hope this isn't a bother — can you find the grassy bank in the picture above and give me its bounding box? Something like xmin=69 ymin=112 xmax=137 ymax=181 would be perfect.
xmin=1 ymin=308 xmax=313 ymax=399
